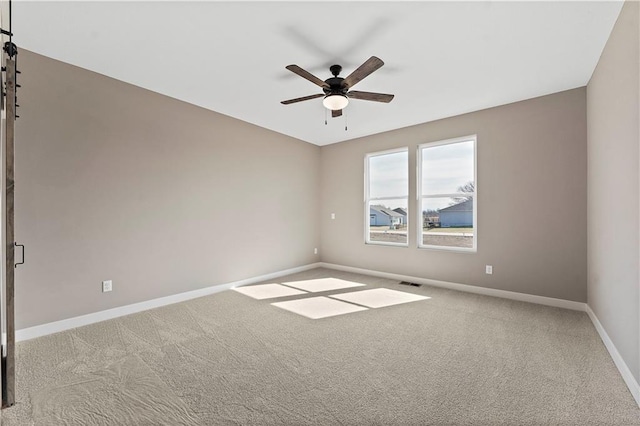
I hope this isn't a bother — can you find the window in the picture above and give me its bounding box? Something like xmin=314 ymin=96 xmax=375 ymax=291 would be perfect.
xmin=418 ymin=136 xmax=476 ymax=251
xmin=365 ymin=148 xmax=408 ymax=246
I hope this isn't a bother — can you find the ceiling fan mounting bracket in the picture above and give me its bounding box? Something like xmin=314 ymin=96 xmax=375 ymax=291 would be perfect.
xmin=329 ymin=64 xmax=342 ymax=77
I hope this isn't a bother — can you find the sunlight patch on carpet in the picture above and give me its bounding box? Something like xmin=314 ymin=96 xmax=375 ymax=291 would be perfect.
xmin=282 ymin=277 xmax=366 ymax=293
xmin=234 ymin=284 xmax=306 ymax=300
xmin=330 ymin=288 xmax=430 ymax=308
xmin=271 ymin=296 xmax=368 ymax=319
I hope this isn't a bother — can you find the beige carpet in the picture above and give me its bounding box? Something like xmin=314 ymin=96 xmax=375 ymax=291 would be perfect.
xmin=3 ymin=268 xmax=640 ymax=425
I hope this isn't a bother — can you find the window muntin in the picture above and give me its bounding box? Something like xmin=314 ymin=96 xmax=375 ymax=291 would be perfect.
xmin=365 ymin=149 xmax=408 ymax=247
xmin=418 ymin=136 xmax=476 ymax=251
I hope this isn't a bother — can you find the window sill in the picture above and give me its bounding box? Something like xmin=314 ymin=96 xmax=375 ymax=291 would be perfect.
xmin=365 ymin=241 xmax=409 ymax=248
xmin=418 ymin=244 xmax=477 ymax=253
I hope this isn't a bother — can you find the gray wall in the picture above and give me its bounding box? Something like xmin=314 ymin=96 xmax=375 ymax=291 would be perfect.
xmin=15 ymin=51 xmax=320 ymax=329
xmin=587 ymin=1 xmax=639 ymax=382
xmin=320 ymin=88 xmax=587 ymax=302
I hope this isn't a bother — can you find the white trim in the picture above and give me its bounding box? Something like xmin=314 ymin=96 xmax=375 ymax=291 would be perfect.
xmin=364 ymin=241 xmax=409 ymax=248
xmin=421 ymin=192 xmax=474 ymax=199
xmin=16 ymin=262 xmax=321 ymax=342
xmin=417 ymin=135 xmax=477 ymax=252
xmin=320 ymin=262 xmax=640 ymax=407
xmin=319 ymin=262 xmax=586 ymax=311
xmin=364 ymin=147 xmax=409 ymax=247
xmin=15 ymin=261 xmax=640 ymax=409
xmin=585 ymin=305 xmax=640 ymax=407
xmin=369 ymin=196 xmax=409 ymax=202
xmin=419 ymin=243 xmax=476 ymax=253
xmin=365 ymin=146 xmax=409 ymax=159
xmin=419 ymin=134 xmax=478 ymax=149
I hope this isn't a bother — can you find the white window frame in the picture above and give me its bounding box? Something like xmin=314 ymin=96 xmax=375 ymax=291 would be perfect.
xmin=364 ymin=147 xmax=409 ymax=247
xmin=417 ymin=135 xmax=477 ymax=252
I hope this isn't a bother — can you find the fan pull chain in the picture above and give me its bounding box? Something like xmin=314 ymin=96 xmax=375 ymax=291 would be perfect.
xmin=324 ymin=108 xmax=328 ymax=125
xmin=344 ymin=109 xmax=348 ymax=131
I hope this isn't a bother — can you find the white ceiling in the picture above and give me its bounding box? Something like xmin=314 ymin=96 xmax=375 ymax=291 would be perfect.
xmin=14 ymin=1 xmax=622 ymax=146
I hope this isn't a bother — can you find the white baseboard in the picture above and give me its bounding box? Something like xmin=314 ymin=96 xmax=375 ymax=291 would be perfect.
xmin=16 ymin=261 xmax=640 ymax=409
xmin=16 ymin=262 xmax=321 ymax=342
xmin=319 ymin=262 xmax=640 ymax=408
xmin=319 ymin=262 xmax=586 ymax=311
xmin=585 ymin=305 xmax=640 ymax=407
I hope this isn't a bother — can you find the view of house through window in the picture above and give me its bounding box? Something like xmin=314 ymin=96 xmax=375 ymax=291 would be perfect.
xmin=418 ymin=136 xmax=476 ymax=251
xmin=365 ymin=148 xmax=408 ymax=246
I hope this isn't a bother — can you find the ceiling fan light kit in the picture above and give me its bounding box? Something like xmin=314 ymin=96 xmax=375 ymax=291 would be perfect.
xmin=323 ymin=94 xmax=348 ymax=111
xmin=282 ymin=56 xmax=394 ymax=119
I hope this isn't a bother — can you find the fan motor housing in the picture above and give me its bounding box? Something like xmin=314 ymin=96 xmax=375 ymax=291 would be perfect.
xmin=323 ymin=77 xmax=347 ymax=95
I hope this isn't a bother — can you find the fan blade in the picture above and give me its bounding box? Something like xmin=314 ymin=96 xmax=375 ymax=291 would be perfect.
xmin=347 ymin=91 xmax=394 ymax=103
xmin=342 ymin=56 xmax=384 ymax=89
xmin=285 ymin=65 xmax=329 ymax=88
xmin=281 ymin=93 xmax=324 ymax=105
xmin=332 ymin=109 xmax=342 ymax=118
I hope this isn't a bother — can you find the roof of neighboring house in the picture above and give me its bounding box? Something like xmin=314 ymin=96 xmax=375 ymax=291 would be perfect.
xmin=439 ymin=199 xmax=473 ymax=213
xmin=370 ymin=205 xmax=404 ymax=218
xmin=392 ymin=207 xmax=408 ymax=216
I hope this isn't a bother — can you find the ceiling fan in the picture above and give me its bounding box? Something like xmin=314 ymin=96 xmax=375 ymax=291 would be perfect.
xmin=281 ymin=56 xmax=394 ymax=118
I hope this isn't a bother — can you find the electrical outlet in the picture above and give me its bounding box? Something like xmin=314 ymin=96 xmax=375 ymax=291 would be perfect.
xmin=485 ymin=265 xmax=493 ymax=275
xmin=331 ymin=213 xmax=336 ymax=220
xmin=314 ymin=248 xmax=318 ymax=254
xmin=102 ymin=280 xmax=113 ymax=293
